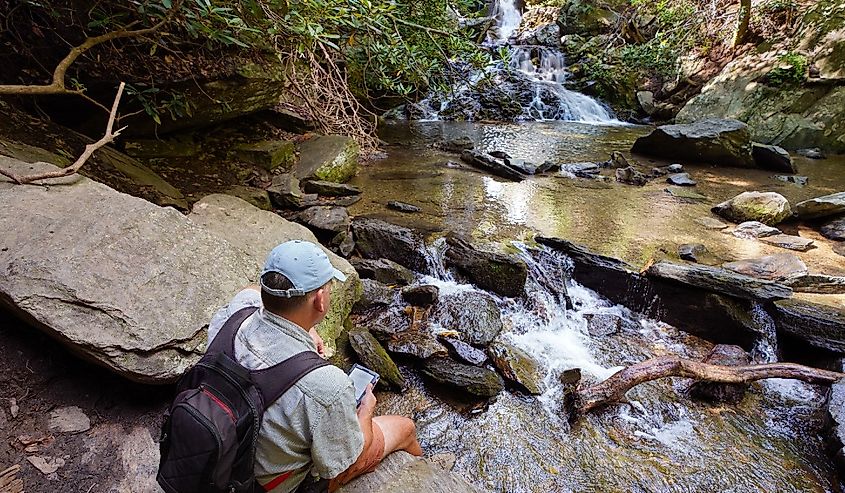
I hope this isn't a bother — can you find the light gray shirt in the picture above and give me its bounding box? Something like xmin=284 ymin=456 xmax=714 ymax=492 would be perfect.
xmin=208 ymin=289 xmax=364 ymax=493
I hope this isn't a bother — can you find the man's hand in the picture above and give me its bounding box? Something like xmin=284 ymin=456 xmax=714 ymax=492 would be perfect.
xmin=358 ymin=384 xmax=376 ymax=416
xmin=309 ymin=327 xmax=326 ymax=357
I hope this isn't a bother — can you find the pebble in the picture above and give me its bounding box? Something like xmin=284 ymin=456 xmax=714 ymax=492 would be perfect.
xmin=732 ymin=221 xmax=781 ymax=239
xmin=9 ymin=398 xmax=18 ymax=418
xmin=775 ymin=175 xmax=808 ymax=186
xmin=48 ymin=406 xmax=91 ymax=434
xmin=26 ymin=456 xmax=65 ymax=475
xmin=667 ymin=163 xmax=684 ymax=173
xmin=666 ymin=172 xmax=697 ymax=186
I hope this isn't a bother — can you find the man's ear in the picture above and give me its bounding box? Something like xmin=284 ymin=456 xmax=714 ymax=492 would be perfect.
xmin=313 ymin=288 xmax=327 ymax=313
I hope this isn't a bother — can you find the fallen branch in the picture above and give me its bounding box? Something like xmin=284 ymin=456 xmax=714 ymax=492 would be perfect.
xmin=0 ymin=82 xmax=126 ymax=185
xmin=573 ymin=355 xmax=844 ymax=416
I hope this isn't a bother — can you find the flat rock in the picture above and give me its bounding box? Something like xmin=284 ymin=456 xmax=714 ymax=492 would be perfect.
xmin=352 ymin=258 xmax=415 ymax=286
xmin=773 ymin=299 xmax=845 ymax=352
xmin=27 ymin=455 xmax=65 ymax=475
xmin=301 ymin=180 xmax=361 ymax=197
xmin=435 ymin=136 xmax=475 ymax=153
xmin=645 ymin=261 xmax=793 ymax=301
xmin=48 ymin=406 xmax=91 ymax=434
xmin=797 ymin=148 xmax=826 ymax=159
xmin=784 ymin=275 xmax=845 ymax=294
xmin=631 ymin=119 xmax=755 ymax=168
xmin=732 ymin=221 xmax=781 ymax=239
xmin=387 ymin=201 xmax=422 ymax=213
xmin=233 ymin=140 xmax=295 ymax=171
xmin=561 ymin=162 xmax=601 ymax=177
xmin=348 ymin=330 xmax=405 ymax=390
xmin=696 ymin=216 xmax=729 ymax=229
xmin=821 ymin=217 xmax=845 ymax=241
xmin=665 ymin=186 xmax=707 ymax=200
xmin=0 ymin=159 xmax=259 ymax=383
xmin=189 ymin=194 xmax=360 ymax=350
xmin=431 ymin=292 xmax=503 ymax=347
xmin=337 ymin=451 xmax=480 ymax=493
xmin=444 ymin=235 xmax=528 ymax=298
xmin=712 ymin=191 xmax=792 ymax=225
xmin=759 ymin=234 xmax=815 ymax=252
xmin=421 ymin=357 xmax=504 ymax=398
xmin=387 ymin=329 xmax=447 ymax=360
xmin=666 ymin=173 xmax=697 ymax=186
xmin=722 ymin=254 xmax=808 ymax=281
xmin=795 ymin=192 xmax=845 ymax=220
xmin=401 ymin=285 xmax=439 ymax=307
xmin=352 ymin=218 xmax=428 ymax=272
xmin=751 ymin=143 xmax=795 ymax=173
xmin=438 ymin=336 xmax=487 ymax=366
xmin=460 ymin=150 xmax=528 ymax=182
xmin=583 ymin=313 xmax=634 ymax=337
xmin=775 ymin=175 xmax=808 ymax=186
xmin=297 ymin=206 xmax=350 ymax=238
xmin=295 ymin=135 xmax=359 ymax=183
xmin=267 ymin=173 xmax=304 ymax=209
xmin=488 ymin=340 xmax=545 ymax=395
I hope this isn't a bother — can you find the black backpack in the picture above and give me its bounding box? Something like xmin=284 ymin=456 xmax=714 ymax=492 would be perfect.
xmin=157 ymin=306 xmax=330 ymax=493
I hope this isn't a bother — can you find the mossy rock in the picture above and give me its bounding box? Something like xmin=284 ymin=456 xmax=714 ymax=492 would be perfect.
xmin=348 ymin=329 xmax=406 ymax=390
xmin=233 ymin=140 xmax=296 ymax=171
xmin=295 ymin=135 xmax=360 ymax=183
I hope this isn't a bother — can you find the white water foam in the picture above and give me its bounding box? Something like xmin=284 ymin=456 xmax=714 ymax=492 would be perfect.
xmin=489 ymin=0 xmax=522 ymax=42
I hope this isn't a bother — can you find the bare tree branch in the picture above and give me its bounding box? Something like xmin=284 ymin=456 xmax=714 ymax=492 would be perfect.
xmin=0 ymin=82 xmax=127 ymax=185
xmin=573 ymin=355 xmax=844 ymax=416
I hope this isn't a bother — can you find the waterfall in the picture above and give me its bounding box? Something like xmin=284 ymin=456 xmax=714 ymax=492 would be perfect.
xmin=489 ymin=0 xmax=522 ymax=42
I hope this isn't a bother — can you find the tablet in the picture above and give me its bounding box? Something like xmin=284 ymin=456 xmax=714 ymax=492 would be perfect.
xmin=348 ymin=364 xmax=379 ymax=405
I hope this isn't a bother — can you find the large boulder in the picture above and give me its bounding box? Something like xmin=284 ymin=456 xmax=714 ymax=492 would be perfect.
xmin=189 ymin=194 xmax=361 ymax=349
xmin=751 ymin=143 xmax=795 ymax=173
xmin=0 ymin=159 xmax=258 ymax=383
xmin=630 ymin=119 xmax=755 ymax=168
xmin=558 ymin=0 xmax=619 ymax=36
xmin=794 ymin=192 xmax=845 ymax=220
xmin=295 ymin=135 xmax=359 ymax=183
xmin=430 ymin=292 xmax=504 ymax=347
xmin=711 ymin=191 xmax=792 ymax=225
xmin=337 ymin=451 xmax=481 ymax=493
xmin=514 ymin=7 xmax=561 ymax=46
xmin=352 ymin=258 xmax=415 ymax=286
xmin=773 ymin=299 xmax=845 ymax=352
xmin=352 ymin=218 xmax=428 ymax=272
xmin=444 ymin=235 xmax=528 ymax=298
xmin=488 ymin=340 xmax=545 ymax=395
xmin=645 ymin=261 xmax=793 ymax=301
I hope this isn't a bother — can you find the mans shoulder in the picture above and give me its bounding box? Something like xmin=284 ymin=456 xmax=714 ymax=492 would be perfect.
xmin=297 ymin=364 xmax=354 ymax=408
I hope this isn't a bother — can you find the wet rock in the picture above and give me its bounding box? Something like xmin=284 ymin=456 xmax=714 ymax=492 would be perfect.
xmin=826 ymin=379 xmax=845 ymax=474
xmin=687 ymin=345 xmax=750 ymax=403
xmin=637 ymin=91 xmax=656 ymax=115
xmin=224 ymin=185 xmax=272 ymax=211
xmin=337 ymin=451 xmax=481 ymax=493
xmin=759 ymin=234 xmax=815 ymax=252
xmin=267 ymin=173 xmax=304 ymax=209
xmin=428 ymin=452 xmax=457 ymax=472
xmin=678 ymin=243 xmax=707 ymax=262
xmin=751 ymin=143 xmax=795 ymax=173
xmin=435 ymin=136 xmax=475 ymax=153
xmin=48 ymin=406 xmax=91 ymax=434
xmin=583 ymin=313 xmax=631 ymax=337
xmin=189 ymin=194 xmax=360 ymax=351
xmin=438 ymin=336 xmax=487 ymax=366
xmin=444 ymin=235 xmax=528 ymax=298
xmin=349 ymin=329 xmax=405 ymax=390
xmin=773 ymin=299 xmax=845 ymax=352
xmin=696 ymin=216 xmax=729 ymax=230
xmin=401 ymin=285 xmax=440 ymax=307
xmin=615 ymin=166 xmax=649 ymax=186
xmin=535 ymin=160 xmax=560 ymax=173
xmin=514 ymin=17 xmax=560 ymax=46
xmin=331 ymin=230 xmax=356 ymax=258
xmin=631 ymin=119 xmax=755 ymax=168
xmin=351 ymin=258 xmax=415 ymax=286
xmin=665 ymin=187 xmax=707 ymax=201
xmin=604 ymin=151 xmax=632 ymax=169
xmin=666 ymin=173 xmax=697 ymax=186
xmin=421 ymin=357 xmax=504 ymax=398
xmin=775 ymin=175 xmax=808 ymax=186
xmin=460 ymin=150 xmax=529 ymax=182
xmin=301 ymin=180 xmax=361 ymax=197
xmin=387 ymin=329 xmax=447 ymax=360
xmin=561 ymin=162 xmax=601 ymax=177
xmin=797 ymin=148 xmax=826 ymax=159
xmin=785 ymin=275 xmax=845 ymax=294
xmin=711 ymin=191 xmax=792 ymax=226
xmin=645 ymin=261 xmax=793 ymax=301
xmin=233 ymin=140 xmax=296 ymax=171
xmin=297 ymin=206 xmax=350 ymax=239
xmin=488 ymin=340 xmax=545 ymax=395
xmin=431 ymin=292 xmax=503 ymax=347
xmin=353 ymin=279 xmax=396 ymax=313
xmin=295 ymin=135 xmax=359 ymax=183
xmin=667 ymin=163 xmax=684 ymax=173
xmin=506 ymin=158 xmax=540 ymax=175
xmin=387 ymin=201 xmax=422 ymax=213
xmin=352 ymin=218 xmax=428 ymax=271
xmin=722 ymin=254 xmax=808 ymax=282
xmin=732 ymin=221 xmax=781 ymax=239
xmin=795 ymin=192 xmax=845 ymax=220
xmin=305 ymin=194 xmax=362 ymax=208
xmin=821 ymin=218 xmax=845 ymax=241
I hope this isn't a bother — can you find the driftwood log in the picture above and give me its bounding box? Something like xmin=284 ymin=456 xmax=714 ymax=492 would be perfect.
xmin=570 ymin=355 xmax=844 ymax=419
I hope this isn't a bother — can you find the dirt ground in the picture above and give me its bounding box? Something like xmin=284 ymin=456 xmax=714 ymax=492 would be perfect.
xmin=0 ymin=308 xmax=172 ymax=493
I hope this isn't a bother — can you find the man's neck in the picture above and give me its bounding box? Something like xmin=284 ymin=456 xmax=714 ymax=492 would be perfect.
xmin=267 ymin=307 xmax=311 ymax=332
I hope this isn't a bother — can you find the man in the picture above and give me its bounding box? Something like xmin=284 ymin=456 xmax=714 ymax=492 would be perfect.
xmin=208 ymin=240 xmax=423 ymax=492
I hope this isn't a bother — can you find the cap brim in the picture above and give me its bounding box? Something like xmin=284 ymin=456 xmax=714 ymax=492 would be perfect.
xmin=332 ymin=268 xmax=347 ymax=282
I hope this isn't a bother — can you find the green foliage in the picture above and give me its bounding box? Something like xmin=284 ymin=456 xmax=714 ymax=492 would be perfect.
xmin=125 ymin=84 xmax=195 ymax=125
xmin=621 ymin=35 xmax=680 ymax=76
xmin=765 ymin=52 xmax=807 ymax=86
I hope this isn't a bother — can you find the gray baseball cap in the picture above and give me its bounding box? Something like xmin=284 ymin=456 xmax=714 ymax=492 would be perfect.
xmin=260 ymin=240 xmax=347 ymax=297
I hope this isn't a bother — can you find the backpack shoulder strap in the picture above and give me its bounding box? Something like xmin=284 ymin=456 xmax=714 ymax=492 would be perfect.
xmin=208 ymin=306 xmax=259 ymax=356
xmin=251 ymin=351 xmax=331 ymax=409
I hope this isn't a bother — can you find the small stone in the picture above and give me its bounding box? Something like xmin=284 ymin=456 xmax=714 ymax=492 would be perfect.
xmin=667 ymin=164 xmax=684 ymax=173
xmin=48 ymin=406 xmax=90 ymax=434
xmin=666 ymin=173 xmax=697 ymax=186
xmin=797 ymin=148 xmax=826 ymax=159
xmin=722 ymin=253 xmax=808 ymax=281
xmin=436 ymin=136 xmax=475 ymax=153
xmin=9 ymin=398 xmax=18 ymax=418
xmin=835 ymin=243 xmax=845 ymax=257
xmin=438 ymin=336 xmax=488 ymax=366
xmin=615 ymin=166 xmax=649 ymax=186
xmin=401 ymin=285 xmax=439 ymax=307
xmin=751 ymin=143 xmax=795 ymax=173
xmin=678 ymin=243 xmax=707 ymax=262
xmin=759 ymin=234 xmax=815 ymax=252
xmin=489 ymin=150 xmax=511 ymax=160
xmin=266 ymin=174 xmax=303 ymax=209
xmin=637 ymin=91 xmax=656 ymax=115
xmin=651 ymin=167 xmax=668 ymax=176
xmin=775 ymin=175 xmax=808 ymax=186
xmin=27 ymin=455 xmax=65 ymax=475
xmin=821 ymin=217 xmax=845 ymax=241
xmin=696 ymin=216 xmax=729 ymax=230
xmin=604 ymin=151 xmax=632 ymax=169
xmin=559 ymin=368 xmax=582 ymax=385
xmin=583 ymin=313 xmax=622 ymax=337
xmin=387 ymin=201 xmax=421 ymax=213
xmin=732 ymin=221 xmax=781 ymax=239
xmin=561 ymin=162 xmax=601 ymax=177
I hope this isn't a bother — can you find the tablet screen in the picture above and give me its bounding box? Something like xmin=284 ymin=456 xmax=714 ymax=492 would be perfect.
xmin=349 ymin=367 xmax=375 ymax=403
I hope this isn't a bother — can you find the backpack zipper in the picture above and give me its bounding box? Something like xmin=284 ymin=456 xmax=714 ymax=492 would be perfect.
xmin=202 ymin=388 xmax=237 ymax=424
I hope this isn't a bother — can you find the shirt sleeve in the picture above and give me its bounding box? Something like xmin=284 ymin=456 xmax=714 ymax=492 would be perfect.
xmin=309 ymin=381 xmax=365 ymax=479
xmin=207 ymin=288 xmax=261 ymax=343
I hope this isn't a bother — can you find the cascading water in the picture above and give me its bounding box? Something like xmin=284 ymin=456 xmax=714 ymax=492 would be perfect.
xmin=374 ymin=241 xmax=835 ymax=492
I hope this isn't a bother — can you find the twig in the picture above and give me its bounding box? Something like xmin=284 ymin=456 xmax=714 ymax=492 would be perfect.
xmin=0 ymin=82 xmax=127 ymax=185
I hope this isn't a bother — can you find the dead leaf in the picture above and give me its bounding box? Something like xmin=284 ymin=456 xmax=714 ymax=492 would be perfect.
xmin=26 ymin=455 xmax=64 ymax=475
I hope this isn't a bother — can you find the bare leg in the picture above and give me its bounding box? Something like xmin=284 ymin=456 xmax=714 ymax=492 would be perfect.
xmin=373 ymin=415 xmax=423 ymax=458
